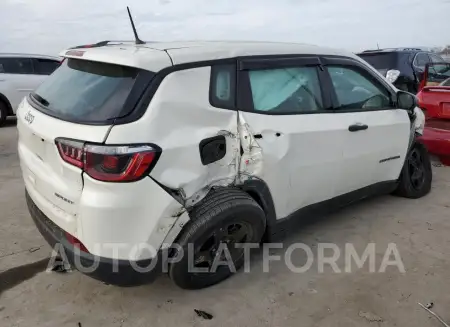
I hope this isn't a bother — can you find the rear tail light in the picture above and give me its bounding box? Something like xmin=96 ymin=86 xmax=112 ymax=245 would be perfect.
xmin=55 ymin=138 xmax=160 ymax=182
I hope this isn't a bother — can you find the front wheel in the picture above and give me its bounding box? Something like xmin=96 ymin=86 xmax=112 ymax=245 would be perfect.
xmin=169 ymin=188 xmax=266 ymax=290
xmin=394 ymin=142 xmax=432 ymax=198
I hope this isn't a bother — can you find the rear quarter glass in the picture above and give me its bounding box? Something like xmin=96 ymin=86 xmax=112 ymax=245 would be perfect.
xmin=29 ymin=58 xmax=155 ymax=124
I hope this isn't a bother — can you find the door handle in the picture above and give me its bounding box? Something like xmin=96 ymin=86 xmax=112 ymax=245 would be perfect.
xmin=348 ymin=123 xmax=368 ymax=132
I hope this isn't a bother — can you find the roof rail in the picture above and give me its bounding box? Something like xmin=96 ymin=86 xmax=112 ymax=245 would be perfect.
xmin=399 ymin=47 xmax=426 ymax=51
xmin=69 ymin=40 xmax=139 ymax=49
xmin=361 ymin=47 xmax=428 ymax=53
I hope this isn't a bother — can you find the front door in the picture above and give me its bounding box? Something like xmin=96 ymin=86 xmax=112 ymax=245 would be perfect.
xmin=0 ymin=57 xmax=43 ymax=110
xmin=322 ymin=57 xmax=411 ymax=196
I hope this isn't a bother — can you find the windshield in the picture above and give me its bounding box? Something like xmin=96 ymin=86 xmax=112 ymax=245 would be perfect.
xmin=30 ymin=59 xmax=152 ymax=123
xmin=358 ymin=52 xmax=399 ymax=72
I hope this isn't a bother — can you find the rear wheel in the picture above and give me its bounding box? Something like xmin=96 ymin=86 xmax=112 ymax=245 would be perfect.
xmin=0 ymin=101 xmax=8 ymax=127
xmin=394 ymin=142 xmax=432 ymax=198
xmin=169 ymin=188 xmax=266 ymax=290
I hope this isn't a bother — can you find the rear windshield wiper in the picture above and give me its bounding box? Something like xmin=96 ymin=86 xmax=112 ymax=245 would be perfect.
xmin=31 ymin=92 xmax=50 ymax=107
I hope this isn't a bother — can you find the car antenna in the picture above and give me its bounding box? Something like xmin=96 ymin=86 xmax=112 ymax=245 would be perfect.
xmin=127 ymin=6 xmax=145 ymax=45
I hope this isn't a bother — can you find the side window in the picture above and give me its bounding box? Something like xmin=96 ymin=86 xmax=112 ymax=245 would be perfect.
xmin=430 ymin=54 xmax=444 ymax=63
xmin=246 ymin=66 xmax=323 ymax=114
xmin=328 ymin=66 xmax=393 ymax=110
xmin=34 ymin=59 xmax=60 ymax=75
xmin=414 ymin=53 xmax=431 ymax=69
xmin=0 ymin=58 xmax=33 ymax=74
xmin=210 ymin=64 xmax=236 ymax=109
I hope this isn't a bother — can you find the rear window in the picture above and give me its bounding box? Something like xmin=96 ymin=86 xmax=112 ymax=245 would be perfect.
xmin=358 ymin=52 xmax=399 ymax=71
xmin=30 ymin=59 xmax=153 ymax=123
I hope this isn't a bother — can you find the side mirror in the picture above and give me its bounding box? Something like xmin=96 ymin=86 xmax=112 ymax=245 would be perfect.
xmin=397 ymin=91 xmax=417 ymax=111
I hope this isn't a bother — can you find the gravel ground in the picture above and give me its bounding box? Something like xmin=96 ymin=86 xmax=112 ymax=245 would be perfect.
xmin=1 ymin=117 xmax=450 ymax=327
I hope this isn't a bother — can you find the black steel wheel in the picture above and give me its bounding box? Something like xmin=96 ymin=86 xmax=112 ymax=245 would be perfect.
xmin=394 ymin=142 xmax=432 ymax=199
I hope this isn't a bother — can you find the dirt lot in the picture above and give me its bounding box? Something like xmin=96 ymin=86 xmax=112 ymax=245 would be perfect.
xmin=1 ymin=117 xmax=450 ymax=327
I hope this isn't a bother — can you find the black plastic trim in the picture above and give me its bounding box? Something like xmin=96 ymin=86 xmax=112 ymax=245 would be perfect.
xmin=239 ymin=56 xmax=321 ymax=70
xmin=266 ymin=180 xmax=398 ymax=242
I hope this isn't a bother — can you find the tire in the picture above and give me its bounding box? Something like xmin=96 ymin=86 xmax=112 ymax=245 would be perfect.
xmin=169 ymin=188 xmax=266 ymax=290
xmin=0 ymin=101 xmax=7 ymax=127
xmin=394 ymin=142 xmax=432 ymax=198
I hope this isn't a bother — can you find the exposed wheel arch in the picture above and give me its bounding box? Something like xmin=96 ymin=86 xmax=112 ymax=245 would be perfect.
xmin=238 ymin=178 xmax=277 ymax=240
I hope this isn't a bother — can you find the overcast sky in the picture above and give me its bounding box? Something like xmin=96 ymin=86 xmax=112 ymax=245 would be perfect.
xmin=1 ymin=0 xmax=449 ymax=55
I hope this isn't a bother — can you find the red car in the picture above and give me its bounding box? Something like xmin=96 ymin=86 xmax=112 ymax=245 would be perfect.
xmin=416 ymin=62 xmax=450 ymax=166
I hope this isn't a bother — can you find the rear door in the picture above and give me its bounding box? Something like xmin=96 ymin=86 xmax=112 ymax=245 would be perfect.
xmin=17 ymin=57 xmax=155 ymax=232
xmin=322 ymin=56 xmax=410 ymax=195
xmin=236 ymin=56 xmax=344 ymax=219
xmin=0 ymin=57 xmax=39 ymax=110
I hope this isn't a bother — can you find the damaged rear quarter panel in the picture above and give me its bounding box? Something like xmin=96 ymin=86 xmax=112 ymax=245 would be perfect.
xmin=106 ymin=66 xmax=240 ymax=207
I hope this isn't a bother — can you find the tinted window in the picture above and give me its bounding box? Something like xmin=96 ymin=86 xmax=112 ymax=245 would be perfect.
xmin=0 ymin=58 xmax=33 ymax=74
xmin=430 ymin=54 xmax=445 ymax=63
xmin=31 ymin=59 xmax=150 ymax=123
xmin=414 ymin=53 xmax=431 ymax=68
xmin=210 ymin=64 xmax=235 ymax=109
xmin=358 ymin=52 xmax=398 ymax=72
xmin=328 ymin=66 xmax=393 ymax=110
xmin=246 ymin=66 xmax=323 ymax=114
xmin=34 ymin=58 xmax=60 ymax=75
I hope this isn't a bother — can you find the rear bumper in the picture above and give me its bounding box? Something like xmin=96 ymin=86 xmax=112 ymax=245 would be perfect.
xmin=26 ymin=190 xmax=163 ymax=286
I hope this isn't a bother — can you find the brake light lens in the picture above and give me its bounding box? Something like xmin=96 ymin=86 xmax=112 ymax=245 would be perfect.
xmin=55 ymin=138 xmax=160 ymax=182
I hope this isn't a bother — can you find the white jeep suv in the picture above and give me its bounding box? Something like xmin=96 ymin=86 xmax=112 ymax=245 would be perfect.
xmin=17 ymin=40 xmax=430 ymax=289
xmin=0 ymin=53 xmax=60 ymax=126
